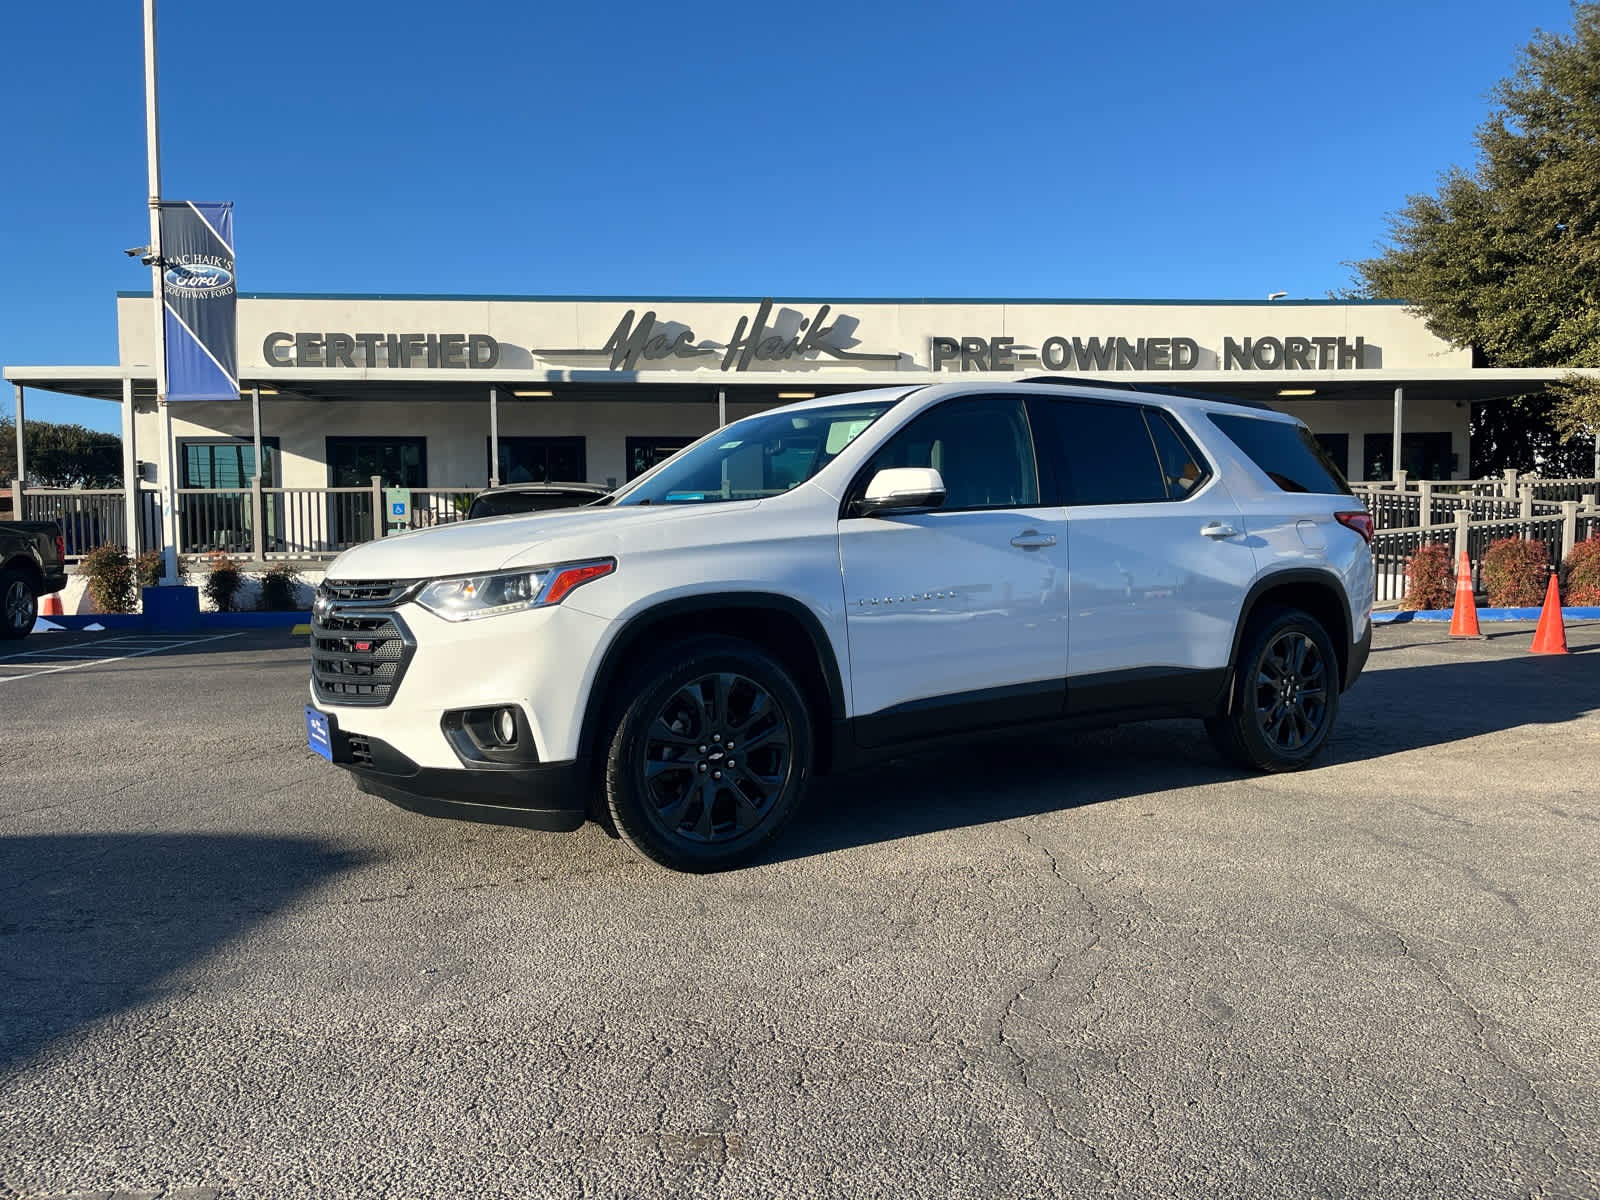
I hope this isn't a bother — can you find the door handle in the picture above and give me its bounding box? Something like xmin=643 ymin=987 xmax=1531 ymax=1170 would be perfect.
xmin=1010 ymin=530 xmax=1057 ymax=549
xmin=1200 ymin=521 xmax=1238 ymax=539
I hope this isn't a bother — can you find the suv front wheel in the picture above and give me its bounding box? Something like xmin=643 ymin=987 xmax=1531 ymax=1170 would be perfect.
xmin=2 ymin=567 xmax=38 ymax=640
xmin=1206 ymin=608 xmax=1340 ymax=772
xmin=603 ymin=635 xmax=814 ymax=872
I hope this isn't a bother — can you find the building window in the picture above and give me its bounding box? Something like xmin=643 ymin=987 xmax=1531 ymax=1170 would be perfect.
xmin=326 ymin=437 xmax=428 ymax=488
xmin=325 ymin=437 xmax=428 ymax=548
xmin=491 ymin=436 xmax=587 ymax=484
xmin=1363 ymin=432 xmax=1452 ymax=481
xmin=175 ymin=438 xmax=282 ymax=554
xmin=626 ymin=436 xmax=697 ymax=481
xmin=180 ymin=438 xmax=280 ymax=488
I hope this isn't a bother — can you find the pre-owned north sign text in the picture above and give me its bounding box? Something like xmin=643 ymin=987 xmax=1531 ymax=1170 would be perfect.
xmin=931 ymin=335 xmax=1369 ymax=371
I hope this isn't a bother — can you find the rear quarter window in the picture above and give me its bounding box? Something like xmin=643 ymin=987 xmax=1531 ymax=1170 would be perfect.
xmin=1207 ymin=413 xmax=1353 ymax=496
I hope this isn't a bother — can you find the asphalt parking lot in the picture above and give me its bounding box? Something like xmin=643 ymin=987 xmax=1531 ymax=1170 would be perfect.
xmin=1 ymin=621 xmax=1597 ymax=1200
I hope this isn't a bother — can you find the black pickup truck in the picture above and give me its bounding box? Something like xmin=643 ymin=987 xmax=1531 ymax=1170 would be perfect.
xmin=1 ymin=521 xmax=67 ymax=639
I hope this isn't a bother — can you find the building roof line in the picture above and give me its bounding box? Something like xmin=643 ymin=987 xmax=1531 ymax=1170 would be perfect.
xmin=112 ymin=290 xmax=1414 ymax=307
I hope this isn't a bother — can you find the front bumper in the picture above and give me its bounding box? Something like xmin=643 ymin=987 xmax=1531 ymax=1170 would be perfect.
xmin=319 ymin=711 xmax=588 ymax=832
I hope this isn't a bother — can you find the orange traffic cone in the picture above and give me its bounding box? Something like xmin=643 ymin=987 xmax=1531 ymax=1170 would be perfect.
xmin=1449 ymin=551 xmax=1485 ymax=639
xmin=1530 ymin=572 xmax=1569 ymax=655
xmin=40 ymin=593 xmax=64 ymax=617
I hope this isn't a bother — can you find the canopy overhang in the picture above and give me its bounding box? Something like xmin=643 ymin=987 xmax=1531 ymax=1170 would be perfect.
xmin=5 ymin=364 xmax=1595 ymax=408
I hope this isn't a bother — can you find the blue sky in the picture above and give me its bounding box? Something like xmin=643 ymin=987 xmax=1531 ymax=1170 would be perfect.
xmin=0 ymin=0 xmax=1584 ymax=432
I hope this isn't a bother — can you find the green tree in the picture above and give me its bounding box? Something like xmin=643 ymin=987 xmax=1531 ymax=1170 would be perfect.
xmin=0 ymin=417 xmax=125 ymax=488
xmin=1550 ymin=372 xmax=1600 ymax=471
xmin=1350 ymin=3 xmax=1600 ymax=476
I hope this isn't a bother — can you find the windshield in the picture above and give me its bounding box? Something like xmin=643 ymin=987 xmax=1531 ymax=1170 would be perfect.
xmin=612 ymin=399 xmax=900 ymax=506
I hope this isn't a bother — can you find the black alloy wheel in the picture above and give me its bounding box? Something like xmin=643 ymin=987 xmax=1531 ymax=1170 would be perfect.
xmin=605 ymin=635 xmax=813 ymax=871
xmin=1252 ymin=626 xmax=1331 ymax=752
xmin=2 ymin=569 xmax=37 ymax=640
xmin=1206 ymin=608 xmax=1339 ymax=772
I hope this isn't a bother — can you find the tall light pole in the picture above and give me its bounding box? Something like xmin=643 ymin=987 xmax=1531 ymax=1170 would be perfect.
xmin=144 ymin=0 xmax=180 ymax=585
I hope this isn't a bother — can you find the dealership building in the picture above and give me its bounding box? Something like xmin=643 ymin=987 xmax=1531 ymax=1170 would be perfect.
xmin=5 ymin=291 xmax=1588 ymax=520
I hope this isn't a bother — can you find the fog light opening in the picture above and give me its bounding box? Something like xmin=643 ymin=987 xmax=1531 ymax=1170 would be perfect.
xmin=493 ymin=707 xmax=519 ymax=747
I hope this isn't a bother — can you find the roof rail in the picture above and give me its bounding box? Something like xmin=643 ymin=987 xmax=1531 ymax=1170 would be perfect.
xmin=1016 ymin=375 xmax=1279 ymax=411
xmin=1017 ymin=375 xmax=1142 ymax=391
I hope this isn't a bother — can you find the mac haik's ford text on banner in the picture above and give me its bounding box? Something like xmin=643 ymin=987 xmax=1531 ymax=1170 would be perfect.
xmin=159 ymin=201 xmax=237 ymax=401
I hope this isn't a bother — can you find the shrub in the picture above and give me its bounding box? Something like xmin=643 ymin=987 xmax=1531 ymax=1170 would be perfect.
xmin=203 ymin=553 xmax=245 ymax=612
xmin=79 ymin=544 xmax=136 ymax=613
xmin=1563 ymin=535 xmax=1600 ymax=605
xmin=257 ymin=563 xmax=303 ymax=611
xmin=1401 ymin=541 xmax=1454 ymax=611
xmin=1481 ymin=537 xmax=1550 ymax=607
xmin=135 ymin=550 xmax=188 ymax=589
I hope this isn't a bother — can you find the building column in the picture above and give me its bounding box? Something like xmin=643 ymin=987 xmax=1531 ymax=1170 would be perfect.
xmin=1391 ymin=386 xmax=1405 ymax=482
xmin=489 ymin=386 xmax=501 ymax=487
xmin=251 ymin=386 xmax=263 ymax=484
xmin=12 ymin=384 xmax=24 ymax=487
xmin=157 ymin=399 xmax=180 ymax=581
xmin=122 ymin=378 xmax=140 ymax=556
xmin=717 ymin=388 xmax=726 ymax=429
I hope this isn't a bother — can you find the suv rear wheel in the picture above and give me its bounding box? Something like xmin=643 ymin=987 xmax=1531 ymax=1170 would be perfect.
xmin=603 ymin=635 xmax=813 ymax=871
xmin=1206 ymin=608 xmax=1339 ymax=772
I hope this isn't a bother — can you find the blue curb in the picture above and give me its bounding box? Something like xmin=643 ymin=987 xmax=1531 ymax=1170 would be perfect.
xmin=34 ymin=611 xmax=311 ymax=633
xmin=1374 ymin=607 xmax=1600 ymax=624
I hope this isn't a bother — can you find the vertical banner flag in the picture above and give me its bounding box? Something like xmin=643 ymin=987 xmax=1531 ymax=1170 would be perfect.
xmin=158 ymin=201 xmax=237 ymax=401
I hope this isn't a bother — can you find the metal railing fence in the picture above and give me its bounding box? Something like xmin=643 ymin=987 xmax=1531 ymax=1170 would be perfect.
xmin=1351 ymin=483 xmax=1571 ymax=531
xmin=17 ymin=474 xmax=1600 ymax=601
xmin=13 ymin=476 xmax=504 ymax=565
xmin=407 ymin=489 xmax=479 ymax=529
xmin=20 ymin=489 xmax=130 ymax=561
xmin=1370 ymin=527 xmax=1448 ymax=606
xmin=1370 ymin=504 xmax=1599 ymax=605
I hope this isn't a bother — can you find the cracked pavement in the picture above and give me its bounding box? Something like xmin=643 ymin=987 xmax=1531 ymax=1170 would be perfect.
xmin=1 ymin=622 xmax=1597 ymax=1199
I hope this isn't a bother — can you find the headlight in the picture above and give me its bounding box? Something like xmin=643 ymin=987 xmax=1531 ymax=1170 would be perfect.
xmin=414 ymin=559 xmax=615 ymax=622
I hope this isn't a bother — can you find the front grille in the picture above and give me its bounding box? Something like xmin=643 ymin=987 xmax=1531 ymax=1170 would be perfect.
xmin=311 ymin=579 xmax=420 ymax=707
xmin=320 ymin=579 xmax=418 ymax=605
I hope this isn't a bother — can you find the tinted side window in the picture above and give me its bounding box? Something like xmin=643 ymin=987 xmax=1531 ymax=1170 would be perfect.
xmin=860 ymin=397 xmax=1038 ymax=510
xmin=1209 ymin=413 xmax=1353 ymax=495
xmin=1033 ymin=399 xmax=1167 ymax=505
xmin=1147 ymin=411 xmax=1212 ymax=497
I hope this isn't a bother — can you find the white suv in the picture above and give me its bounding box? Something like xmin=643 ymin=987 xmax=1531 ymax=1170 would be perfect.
xmin=306 ymin=380 xmax=1375 ymax=871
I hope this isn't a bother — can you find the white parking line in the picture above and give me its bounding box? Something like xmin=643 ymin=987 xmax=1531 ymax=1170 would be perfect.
xmin=0 ymin=633 xmax=241 ymax=682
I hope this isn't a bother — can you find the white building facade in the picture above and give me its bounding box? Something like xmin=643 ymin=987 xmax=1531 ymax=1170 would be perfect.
xmin=112 ymin=292 xmax=1484 ymax=490
xmin=10 ymin=291 xmax=1585 ymax=546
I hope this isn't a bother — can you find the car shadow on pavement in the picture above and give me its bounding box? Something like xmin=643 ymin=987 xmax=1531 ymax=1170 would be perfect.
xmin=771 ymin=647 xmax=1600 ymax=863
xmin=0 ymin=834 xmax=362 ymax=1076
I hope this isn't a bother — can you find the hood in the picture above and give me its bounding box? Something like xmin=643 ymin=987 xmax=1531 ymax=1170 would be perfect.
xmin=322 ymin=502 xmax=763 ymax=580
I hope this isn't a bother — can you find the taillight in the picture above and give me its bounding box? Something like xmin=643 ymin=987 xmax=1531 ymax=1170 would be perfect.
xmin=1335 ymin=511 xmax=1374 ymax=544
xmin=55 ymin=534 xmax=66 ymax=562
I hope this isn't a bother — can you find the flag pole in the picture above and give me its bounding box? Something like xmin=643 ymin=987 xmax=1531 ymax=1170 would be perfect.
xmin=144 ymin=0 xmax=179 ymax=585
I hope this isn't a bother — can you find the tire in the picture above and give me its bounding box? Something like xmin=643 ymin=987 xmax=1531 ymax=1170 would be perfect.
xmin=1206 ymin=608 xmax=1339 ymax=772
xmin=1 ymin=568 xmax=38 ymax=640
xmin=603 ymin=635 xmax=813 ymax=872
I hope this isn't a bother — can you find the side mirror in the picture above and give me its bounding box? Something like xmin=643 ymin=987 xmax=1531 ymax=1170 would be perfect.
xmin=856 ymin=467 xmax=947 ymax=516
